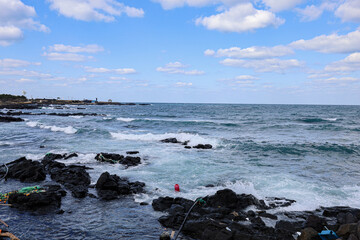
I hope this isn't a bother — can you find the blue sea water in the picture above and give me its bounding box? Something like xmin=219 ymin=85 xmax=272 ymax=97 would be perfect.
xmin=1 ymin=103 xmax=360 ymax=239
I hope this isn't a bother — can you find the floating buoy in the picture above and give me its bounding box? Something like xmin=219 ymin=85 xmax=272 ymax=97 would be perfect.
xmin=174 ymin=184 xmax=180 ymax=192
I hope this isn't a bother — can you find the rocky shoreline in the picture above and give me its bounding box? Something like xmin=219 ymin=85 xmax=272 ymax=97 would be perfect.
xmin=1 ymin=153 xmax=360 ymax=240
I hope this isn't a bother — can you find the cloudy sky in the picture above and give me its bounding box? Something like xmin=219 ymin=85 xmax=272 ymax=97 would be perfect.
xmin=1 ymin=0 xmax=360 ymax=104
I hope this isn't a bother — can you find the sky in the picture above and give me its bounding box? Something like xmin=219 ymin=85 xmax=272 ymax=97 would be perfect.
xmin=0 ymin=0 xmax=360 ymax=104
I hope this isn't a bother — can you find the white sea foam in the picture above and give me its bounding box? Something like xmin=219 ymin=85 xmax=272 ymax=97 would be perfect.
xmin=103 ymin=117 xmax=113 ymax=120
xmin=117 ymin=117 xmax=135 ymax=122
xmin=26 ymin=121 xmax=77 ymax=134
xmin=110 ymin=132 xmax=218 ymax=147
xmin=69 ymin=115 xmax=84 ymax=119
xmin=325 ymin=118 xmax=337 ymax=121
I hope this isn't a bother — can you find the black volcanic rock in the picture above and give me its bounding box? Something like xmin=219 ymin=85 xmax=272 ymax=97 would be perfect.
xmin=95 ymin=172 xmax=145 ymax=200
xmin=161 ymin=138 xmax=180 ymax=143
xmin=5 ymin=157 xmax=46 ymax=182
xmin=8 ymin=184 xmax=66 ymax=213
xmin=193 ymin=144 xmax=213 ymax=149
xmin=0 ymin=116 xmax=24 ymax=122
xmin=95 ymin=153 xmax=141 ymax=167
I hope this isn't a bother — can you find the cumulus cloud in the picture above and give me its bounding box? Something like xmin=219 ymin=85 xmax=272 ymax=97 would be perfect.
xmin=296 ymin=2 xmax=336 ymax=22
xmin=220 ymin=58 xmax=302 ymax=72
xmin=261 ymin=0 xmax=303 ymax=12
xmin=43 ymin=44 xmax=104 ymax=61
xmin=335 ymin=0 xmax=360 ymax=23
xmin=195 ymin=3 xmax=284 ymax=33
xmin=175 ymin=82 xmax=193 ymax=87
xmin=48 ymin=44 xmax=104 ymax=53
xmin=85 ymin=66 xmax=136 ymax=74
xmin=325 ymin=52 xmax=360 ymax=72
xmin=47 ymin=0 xmax=144 ymax=22
xmin=0 ymin=58 xmax=40 ymax=68
xmin=205 ymin=45 xmax=293 ymax=58
xmin=156 ymin=62 xmax=204 ymax=75
xmin=0 ymin=0 xmax=49 ymax=46
xmin=290 ymin=30 xmax=360 ymax=54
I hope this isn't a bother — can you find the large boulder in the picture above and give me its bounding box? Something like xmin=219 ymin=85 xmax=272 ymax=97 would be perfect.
xmin=95 ymin=172 xmax=145 ymax=200
xmin=0 ymin=116 xmax=24 ymax=122
xmin=7 ymin=184 xmax=66 ymax=213
xmin=193 ymin=144 xmax=213 ymax=149
xmin=42 ymin=155 xmax=91 ymax=198
xmin=5 ymin=157 xmax=46 ymax=182
xmin=95 ymin=153 xmax=141 ymax=168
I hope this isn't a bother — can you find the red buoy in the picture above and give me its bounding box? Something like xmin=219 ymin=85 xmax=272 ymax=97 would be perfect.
xmin=174 ymin=184 xmax=180 ymax=192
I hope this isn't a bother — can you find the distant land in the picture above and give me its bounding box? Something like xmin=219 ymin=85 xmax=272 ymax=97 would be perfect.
xmin=0 ymin=94 xmax=149 ymax=109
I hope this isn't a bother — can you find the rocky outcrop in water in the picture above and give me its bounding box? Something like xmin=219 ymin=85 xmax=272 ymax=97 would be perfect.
xmin=4 ymin=157 xmax=46 ymax=182
xmin=42 ymin=153 xmax=91 ymax=198
xmin=193 ymin=144 xmax=213 ymax=149
xmin=95 ymin=153 xmax=141 ymax=168
xmin=8 ymin=184 xmax=66 ymax=213
xmin=95 ymin=172 xmax=145 ymax=200
xmin=160 ymin=138 xmax=213 ymax=149
xmin=0 ymin=116 xmax=24 ymax=122
xmin=152 ymin=189 xmax=360 ymax=240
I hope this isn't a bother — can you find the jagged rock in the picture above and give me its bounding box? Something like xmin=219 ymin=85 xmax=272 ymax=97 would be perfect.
xmin=5 ymin=157 xmax=46 ymax=182
xmin=337 ymin=223 xmax=357 ymax=238
xmin=95 ymin=172 xmax=145 ymax=200
xmin=42 ymin=155 xmax=90 ymax=198
xmin=266 ymin=197 xmax=297 ymax=209
xmin=275 ymin=220 xmax=304 ymax=233
xmin=126 ymin=151 xmax=139 ymax=155
xmin=0 ymin=116 xmax=24 ymax=122
xmin=297 ymin=227 xmax=318 ymax=240
xmin=304 ymin=215 xmax=327 ymax=232
xmin=192 ymin=144 xmax=212 ymax=149
xmin=64 ymin=153 xmax=78 ymax=160
xmin=95 ymin=153 xmax=141 ymax=167
xmin=348 ymin=234 xmax=358 ymax=240
xmin=160 ymin=138 xmax=180 ymax=143
xmin=259 ymin=212 xmax=278 ymax=220
xmin=8 ymin=184 xmax=66 ymax=213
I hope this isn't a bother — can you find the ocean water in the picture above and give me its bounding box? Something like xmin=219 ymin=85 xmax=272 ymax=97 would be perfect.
xmin=1 ymin=103 xmax=360 ymax=239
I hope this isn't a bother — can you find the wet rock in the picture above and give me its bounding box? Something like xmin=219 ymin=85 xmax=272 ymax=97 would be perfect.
xmin=159 ymin=232 xmax=171 ymax=240
xmin=95 ymin=153 xmax=141 ymax=167
xmin=297 ymin=227 xmax=318 ymax=240
xmin=43 ymin=153 xmax=64 ymax=162
xmin=275 ymin=220 xmax=304 ymax=233
xmin=192 ymin=144 xmax=212 ymax=149
xmin=95 ymin=172 xmax=145 ymax=200
xmin=184 ymin=146 xmax=192 ymax=149
xmin=39 ymin=145 xmax=45 ymax=148
xmin=337 ymin=223 xmax=357 ymax=238
xmin=304 ymin=215 xmax=327 ymax=232
xmin=266 ymin=197 xmax=297 ymax=209
xmin=42 ymin=156 xmax=90 ymax=198
xmin=140 ymin=202 xmax=149 ymax=206
xmin=160 ymin=138 xmax=180 ymax=144
xmin=259 ymin=212 xmax=278 ymax=220
xmin=8 ymin=184 xmax=66 ymax=213
xmin=5 ymin=157 xmax=46 ymax=182
xmin=348 ymin=234 xmax=358 ymax=240
xmin=64 ymin=153 xmax=78 ymax=160
xmin=126 ymin=151 xmax=139 ymax=155
xmin=0 ymin=116 xmax=24 ymax=122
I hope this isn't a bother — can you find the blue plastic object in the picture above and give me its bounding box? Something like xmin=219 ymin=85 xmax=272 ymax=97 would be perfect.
xmin=318 ymin=230 xmax=339 ymax=240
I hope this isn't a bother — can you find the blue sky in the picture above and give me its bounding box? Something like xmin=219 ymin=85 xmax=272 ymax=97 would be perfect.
xmin=0 ymin=0 xmax=360 ymax=104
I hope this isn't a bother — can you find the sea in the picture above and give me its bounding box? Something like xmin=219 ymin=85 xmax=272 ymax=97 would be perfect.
xmin=0 ymin=103 xmax=360 ymax=239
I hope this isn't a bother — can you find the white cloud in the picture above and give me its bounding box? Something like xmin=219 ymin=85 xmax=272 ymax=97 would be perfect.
xmin=175 ymin=82 xmax=193 ymax=87
xmin=0 ymin=0 xmax=49 ymax=46
xmin=296 ymin=2 xmax=336 ymax=22
xmin=206 ymin=45 xmax=293 ymax=58
xmin=220 ymin=58 xmax=302 ymax=72
xmin=196 ymin=3 xmax=284 ymax=33
xmin=85 ymin=66 xmax=136 ymax=74
xmin=290 ymin=30 xmax=360 ymax=54
xmin=48 ymin=44 xmax=104 ymax=53
xmin=325 ymin=52 xmax=360 ymax=72
xmin=43 ymin=52 xmax=92 ymax=62
xmin=47 ymin=0 xmax=144 ymax=22
xmin=157 ymin=62 xmax=204 ymax=75
xmin=43 ymin=44 xmax=104 ymax=61
xmin=335 ymin=0 xmax=360 ymax=23
xmin=235 ymin=75 xmax=259 ymax=80
xmin=0 ymin=58 xmax=40 ymax=68
xmin=16 ymin=78 xmax=35 ymax=83
xmin=261 ymin=0 xmax=303 ymax=12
